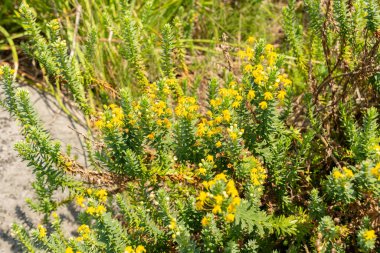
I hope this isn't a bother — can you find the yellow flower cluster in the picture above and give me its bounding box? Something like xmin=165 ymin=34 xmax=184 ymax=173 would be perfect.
xmin=86 ymin=204 xmax=106 ymax=216
xmin=175 ymin=96 xmax=199 ymax=119
xmin=124 ymin=245 xmax=146 ymax=253
xmin=363 ymin=230 xmax=377 ymax=241
xmin=196 ymin=174 xmax=241 ymax=224
xmin=332 ymin=167 xmax=354 ymax=180
xmin=250 ymin=164 xmax=267 ymax=186
xmin=95 ymin=189 xmax=108 ymax=202
xmin=238 ymin=41 xmax=292 ymax=111
xmin=37 ymin=224 xmax=47 ymax=239
xmin=94 ymin=104 xmax=124 ymax=130
xmin=76 ymin=224 xmax=91 ymax=241
xmin=65 ymin=247 xmax=81 ymax=253
xmin=196 ymin=118 xmax=222 ymax=138
xmin=370 ymin=163 xmax=380 ymax=180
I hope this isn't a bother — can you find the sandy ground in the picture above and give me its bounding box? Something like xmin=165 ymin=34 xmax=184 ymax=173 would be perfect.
xmin=0 ymin=84 xmax=87 ymax=252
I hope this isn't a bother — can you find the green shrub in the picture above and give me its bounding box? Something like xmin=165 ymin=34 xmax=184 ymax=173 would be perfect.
xmin=1 ymin=1 xmax=380 ymax=252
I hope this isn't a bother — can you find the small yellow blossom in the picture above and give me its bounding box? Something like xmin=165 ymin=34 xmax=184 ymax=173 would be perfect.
xmin=363 ymin=230 xmax=377 ymax=241
xmin=343 ymin=167 xmax=354 ymax=178
xmin=198 ymin=191 xmax=208 ymax=202
xmin=198 ymin=167 xmax=207 ymax=175
xmin=263 ymin=92 xmax=273 ymax=100
xmin=201 ymin=217 xmax=210 ymax=226
xmin=229 ymin=132 xmax=238 ymax=140
xmin=231 ymin=197 xmax=241 ymax=206
xmin=214 ymin=195 xmax=224 ymax=205
xmin=124 ymin=246 xmax=135 ymax=253
xmin=78 ymin=224 xmax=90 ymax=235
xmin=206 ymin=155 xmax=214 ymax=162
xmin=259 ymin=101 xmax=268 ymax=110
xmin=244 ymin=64 xmax=253 ymax=73
xmin=136 ymin=245 xmax=146 ymax=253
xmin=86 ymin=206 xmax=96 ymax=215
xmin=37 ymin=225 xmax=47 ymax=239
xmin=222 ymin=110 xmax=231 ymax=122
xmin=216 ymin=141 xmax=222 ymax=148
xmin=247 ymin=90 xmax=255 ymax=101
xmin=195 ymin=201 xmax=204 ymax=210
xmin=237 ymin=50 xmax=246 ymax=59
xmin=75 ymin=196 xmax=85 ymax=207
xmin=95 ymin=189 xmax=108 ymax=202
xmin=168 ymin=219 xmax=177 ymax=230
xmin=225 ymin=213 xmax=235 ymax=223
xmin=65 ymin=247 xmax=74 ymax=253
xmin=212 ymin=205 xmax=222 ymax=214
xmin=247 ymin=36 xmax=255 ymax=44
xmin=277 ymin=90 xmax=286 ymax=100
xmin=265 ymin=44 xmax=274 ymax=52
xmin=215 ymin=173 xmax=227 ymax=182
xmin=147 ymin=133 xmax=155 ymax=140
xmin=95 ymin=205 xmax=106 ymax=215
xmin=333 ymin=170 xmax=343 ymax=179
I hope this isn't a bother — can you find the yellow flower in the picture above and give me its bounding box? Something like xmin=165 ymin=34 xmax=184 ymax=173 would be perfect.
xmin=78 ymin=224 xmax=90 ymax=235
xmin=277 ymin=90 xmax=286 ymax=100
xmin=227 ymin=203 xmax=236 ymax=213
xmin=169 ymin=219 xmax=177 ymax=230
xmin=244 ymin=64 xmax=253 ymax=73
xmin=343 ymin=167 xmax=354 ymax=178
xmin=37 ymin=225 xmax=47 ymax=239
xmin=263 ymin=92 xmax=273 ymax=100
xmin=124 ymin=246 xmax=135 ymax=253
xmin=86 ymin=206 xmax=96 ymax=215
xmin=65 ymin=247 xmax=74 ymax=253
xmin=232 ymin=101 xmax=240 ymax=108
xmin=237 ymin=50 xmax=246 ymax=59
xmin=215 ymin=173 xmax=227 ymax=182
xmin=247 ymin=90 xmax=255 ymax=101
xmin=201 ymin=217 xmax=210 ymax=227
xmin=206 ymin=155 xmax=214 ymax=162
xmin=229 ymin=132 xmax=238 ymax=140
xmin=195 ymin=201 xmax=204 ymax=210
xmin=75 ymin=196 xmax=85 ymax=207
xmin=265 ymin=44 xmax=274 ymax=52
xmin=216 ymin=141 xmax=222 ymax=148
xmin=231 ymin=197 xmax=241 ymax=206
xmin=52 ymin=212 xmax=59 ymax=219
xmin=214 ymin=195 xmax=224 ymax=205
xmin=95 ymin=189 xmax=108 ymax=202
xmin=86 ymin=188 xmax=93 ymax=195
xmin=222 ymin=110 xmax=231 ymax=122
xmin=363 ymin=230 xmax=376 ymax=241
xmin=370 ymin=163 xmax=380 ymax=179
xmin=198 ymin=167 xmax=207 ymax=175
xmin=147 ymin=133 xmax=155 ymax=140
xmin=267 ymin=51 xmax=277 ymax=66
xmin=136 ymin=245 xmax=146 ymax=253
xmin=259 ymin=101 xmax=268 ymax=110
xmin=226 ymin=180 xmax=238 ymax=197
xmin=198 ymin=191 xmax=208 ymax=202
xmin=333 ymin=170 xmax=343 ymax=179
xmin=225 ymin=213 xmax=235 ymax=223
xmin=95 ymin=205 xmax=106 ymax=215
xmin=247 ymin=36 xmax=255 ymax=44
xmin=212 ymin=205 xmax=222 ymax=214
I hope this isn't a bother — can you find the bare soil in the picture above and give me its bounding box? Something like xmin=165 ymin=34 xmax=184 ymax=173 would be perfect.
xmin=0 ymin=84 xmax=87 ymax=252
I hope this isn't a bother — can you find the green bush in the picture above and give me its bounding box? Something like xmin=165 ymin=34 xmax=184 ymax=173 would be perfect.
xmin=1 ymin=0 xmax=380 ymax=252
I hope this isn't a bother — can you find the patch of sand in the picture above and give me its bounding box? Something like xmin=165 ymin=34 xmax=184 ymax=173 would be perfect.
xmin=0 ymin=84 xmax=87 ymax=252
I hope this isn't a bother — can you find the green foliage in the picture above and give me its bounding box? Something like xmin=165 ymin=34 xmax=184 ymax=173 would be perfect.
xmin=1 ymin=0 xmax=380 ymax=252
